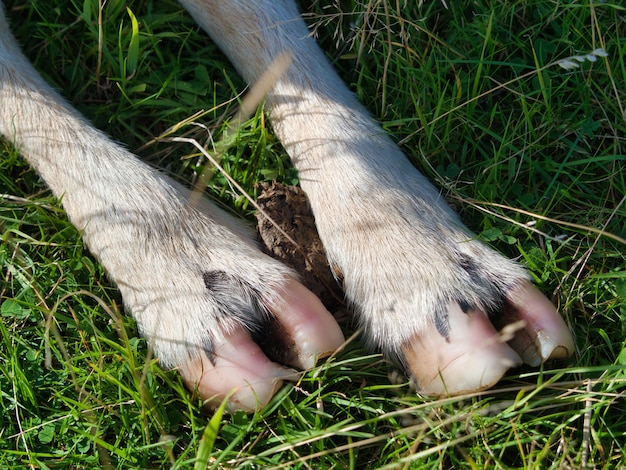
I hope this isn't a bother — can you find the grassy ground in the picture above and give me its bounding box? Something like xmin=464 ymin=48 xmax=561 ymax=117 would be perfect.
xmin=1 ymin=0 xmax=625 ymax=468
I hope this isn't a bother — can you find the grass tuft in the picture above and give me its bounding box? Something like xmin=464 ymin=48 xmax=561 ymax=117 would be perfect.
xmin=1 ymin=0 xmax=625 ymax=468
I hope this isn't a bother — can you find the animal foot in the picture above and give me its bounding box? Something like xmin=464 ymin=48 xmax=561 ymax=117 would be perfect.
xmin=307 ymin=181 xmax=575 ymax=396
xmin=403 ymin=282 xmax=574 ymax=395
xmin=177 ymin=279 xmax=344 ymax=410
xmin=113 ymin=192 xmax=347 ymax=410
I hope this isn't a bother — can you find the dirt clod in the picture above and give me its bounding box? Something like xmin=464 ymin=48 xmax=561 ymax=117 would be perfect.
xmin=255 ymin=181 xmax=344 ymax=311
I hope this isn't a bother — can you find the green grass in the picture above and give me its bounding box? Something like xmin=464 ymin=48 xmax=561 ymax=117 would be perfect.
xmin=1 ymin=0 xmax=625 ymax=467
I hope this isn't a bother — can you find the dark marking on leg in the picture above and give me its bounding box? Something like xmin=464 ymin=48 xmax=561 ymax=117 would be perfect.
xmin=456 ymin=252 xmax=510 ymax=319
xmin=203 ymin=270 xmax=301 ymax=367
xmin=457 ymin=298 xmax=473 ymax=313
xmin=202 ymin=337 xmax=216 ymax=366
xmin=202 ymin=270 xmax=267 ymax=323
xmin=203 ymin=271 xmax=234 ymax=294
xmin=458 ymin=253 xmax=480 ymax=278
xmin=434 ymin=304 xmax=450 ymax=339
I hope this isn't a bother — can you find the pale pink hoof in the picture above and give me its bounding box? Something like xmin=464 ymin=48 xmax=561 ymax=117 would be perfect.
xmin=180 ymin=279 xmax=345 ymax=411
xmin=403 ymin=302 xmax=522 ymax=396
xmin=403 ymin=281 xmax=574 ymax=396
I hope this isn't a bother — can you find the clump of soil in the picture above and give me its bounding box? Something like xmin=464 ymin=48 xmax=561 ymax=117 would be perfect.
xmin=255 ymin=181 xmax=344 ymax=311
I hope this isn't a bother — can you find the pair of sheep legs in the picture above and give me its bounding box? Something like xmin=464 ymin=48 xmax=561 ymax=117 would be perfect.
xmin=0 ymin=0 xmax=574 ymax=410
